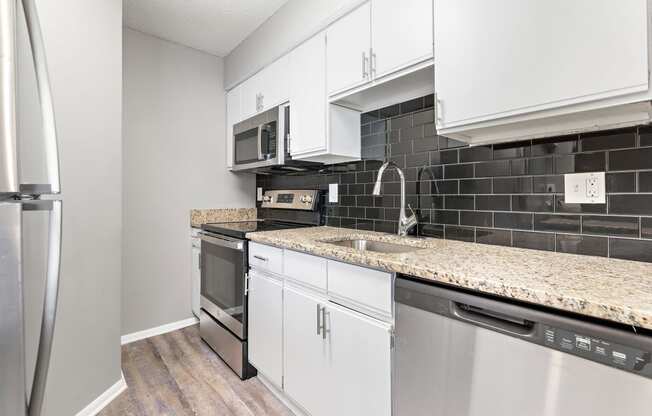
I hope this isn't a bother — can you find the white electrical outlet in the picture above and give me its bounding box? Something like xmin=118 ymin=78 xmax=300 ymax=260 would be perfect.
xmin=564 ymin=172 xmax=606 ymax=204
xmin=329 ymin=183 xmax=338 ymax=203
xmin=256 ymin=187 xmax=263 ymax=201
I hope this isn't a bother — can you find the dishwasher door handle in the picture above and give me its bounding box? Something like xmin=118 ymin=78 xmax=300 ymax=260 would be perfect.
xmin=451 ymin=301 xmax=537 ymax=338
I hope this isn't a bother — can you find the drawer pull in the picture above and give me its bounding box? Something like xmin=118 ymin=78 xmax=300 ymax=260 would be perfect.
xmin=253 ymin=255 xmax=269 ymax=262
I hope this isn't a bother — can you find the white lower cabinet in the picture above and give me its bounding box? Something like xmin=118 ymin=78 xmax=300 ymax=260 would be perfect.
xmin=325 ymin=301 xmax=392 ymax=416
xmin=249 ymin=246 xmax=393 ymax=416
xmin=248 ymin=271 xmax=283 ymax=387
xmin=284 ymin=284 xmax=392 ymax=416
xmin=284 ymin=286 xmax=331 ymax=416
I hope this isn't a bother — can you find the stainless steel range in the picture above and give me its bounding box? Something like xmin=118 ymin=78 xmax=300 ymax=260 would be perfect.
xmin=198 ymin=189 xmax=320 ymax=379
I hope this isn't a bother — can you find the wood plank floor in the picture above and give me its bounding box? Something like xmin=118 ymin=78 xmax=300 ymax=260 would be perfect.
xmin=100 ymin=325 xmax=293 ymax=416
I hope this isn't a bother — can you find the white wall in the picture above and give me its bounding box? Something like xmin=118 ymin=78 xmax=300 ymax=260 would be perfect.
xmin=122 ymin=28 xmax=254 ymax=335
xmin=224 ymin=0 xmax=363 ymax=89
xmin=18 ymin=1 xmax=123 ymax=415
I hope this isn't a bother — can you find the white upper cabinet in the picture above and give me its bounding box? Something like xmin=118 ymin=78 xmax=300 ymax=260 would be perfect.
xmin=327 ymin=2 xmax=372 ymax=95
xmin=371 ymin=0 xmax=434 ymax=79
xmin=290 ymin=31 xmax=361 ymax=163
xmin=258 ymin=54 xmax=290 ymax=111
xmin=240 ymin=55 xmax=290 ymax=120
xmin=289 ymin=32 xmax=329 ymax=156
xmin=434 ymin=0 xmax=652 ymax=144
xmin=225 ymin=85 xmax=241 ymax=170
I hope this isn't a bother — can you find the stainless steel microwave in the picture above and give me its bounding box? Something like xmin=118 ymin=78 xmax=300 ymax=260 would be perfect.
xmin=231 ymin=104 xmax=321 ymax=173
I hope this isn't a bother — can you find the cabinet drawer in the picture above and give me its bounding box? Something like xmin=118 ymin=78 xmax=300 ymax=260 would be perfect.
xmin=249 ymin=243 xmax=283 ymax=275
xmin=283 ymin=249 xmax=327 ymax=291
xmin=327 ymin=260 xmax=393 ymax=318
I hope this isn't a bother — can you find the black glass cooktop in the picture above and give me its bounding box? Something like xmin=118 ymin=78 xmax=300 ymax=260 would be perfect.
xmin=201 ymin=220 xmax=313 ymax=240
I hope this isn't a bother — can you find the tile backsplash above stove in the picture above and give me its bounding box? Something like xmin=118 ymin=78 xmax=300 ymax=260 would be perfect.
xmin=256 ymin=94 xmax=652 ymax=263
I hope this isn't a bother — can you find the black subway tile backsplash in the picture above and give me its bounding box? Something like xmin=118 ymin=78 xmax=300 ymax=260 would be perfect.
xmin=639 ymin=171 xmax=652 ymax=192
xmin=609 ymin=194 xmax=652 ymax=216
xmin=495 ymin=212 xmax=533 ymax=230
xmin=257 ymin=95 xmax=652 ymax=263
xmin=610 ymin=239 xmax=652 ymax=263
xmin=460 ymin=211 xmax=493 ymax=227
xmin=534 ymin=214 xmax=580 ymax=233
xmin=609 ymin=147 xmax=652 ymax=171
xmin=476 ymin=228 xmax=511 ymax=246
xmin=582 ymin=215 xmax=639 ymax=238
xmin=606 ymin=172 xmax=636 ymax=193
xmin=556 ymin=234 xmax=608 ymax=257
xmin=513 ymin=231 xmax=555 ymax=251
xmin=642 ymin=218 xmax=652 ymax=239
xmin=580 ymin=128 xmax=636 ymax=151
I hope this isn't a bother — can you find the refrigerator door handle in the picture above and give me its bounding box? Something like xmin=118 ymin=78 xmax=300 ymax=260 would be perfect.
xmin=21 ymin=0 xmax=60 ymax=195
xmin=0 ymin=0 xmax=18 ymax=194
xmin=27 ymin=199 xmax=62 ymax=416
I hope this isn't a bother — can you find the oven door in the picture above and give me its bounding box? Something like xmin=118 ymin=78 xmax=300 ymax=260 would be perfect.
xmin=199 ymin=232 xmax=247 ymax=339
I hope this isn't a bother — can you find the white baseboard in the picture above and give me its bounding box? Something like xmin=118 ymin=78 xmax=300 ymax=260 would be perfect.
xmin=75 ymin=372 xmax=127 ymax=416
xmin=257 ymin=374 xmax=306 ymax=416
xmin=121 ymin=317 xmax=199 ymax=345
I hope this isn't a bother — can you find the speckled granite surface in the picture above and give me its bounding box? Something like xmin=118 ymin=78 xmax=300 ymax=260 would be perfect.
xmin=190 ymin=208 xmax=256 ymax=228
xmin=247 ymin=226 xmax=652 ymax=330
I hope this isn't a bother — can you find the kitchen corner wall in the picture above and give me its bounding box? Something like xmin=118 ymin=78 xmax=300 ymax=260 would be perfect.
xmin=122 ymin=29 xmax=254 ymax=335
xmin=258 ymin=94 xmax=652 ymax=263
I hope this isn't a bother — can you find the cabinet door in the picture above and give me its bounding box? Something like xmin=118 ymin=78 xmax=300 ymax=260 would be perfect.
xmin=225 ymin=86 xmax=241 ymax=169
xmin=289 ymin=32 xmax=327 ymax=156
xmin=241 ymin=72 xmax=261 ymax=120
xmin=258 ymin=55 xmax=290 ymax=112
xmin=325 ymin=302 xmax=392 ymax=416
xmin=284 ymin=286 xmax=330 ymax=416
xmin=434 ymin=0 xmax=649 ymax=128
xmin=326 ymin=2 xmax=372 ymax=95
xmin=371 ymin=0 xmax=433 ymax=79
xmin=248 ymin=271 xmax=283 ymax=387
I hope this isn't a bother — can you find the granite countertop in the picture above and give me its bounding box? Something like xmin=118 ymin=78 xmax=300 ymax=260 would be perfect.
xmin=246 ymin=226 xmax=652 ymax=330
xmin=190 ymin=208 xmax=256 ymax=228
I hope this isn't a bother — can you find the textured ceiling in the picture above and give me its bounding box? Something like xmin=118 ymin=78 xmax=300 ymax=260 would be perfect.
xmin=123 ymin=0 xmax=289 ymax=57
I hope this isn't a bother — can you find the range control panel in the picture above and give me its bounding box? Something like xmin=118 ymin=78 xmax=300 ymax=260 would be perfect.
xmin=542 ymin=325 xmax=652 ymax=379
xmin=261 ymin=189 xmax=318 ymax=211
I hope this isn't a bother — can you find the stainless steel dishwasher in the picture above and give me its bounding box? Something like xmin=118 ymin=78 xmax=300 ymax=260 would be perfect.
xmin=395 ymin=277 xmax=652 ymax=416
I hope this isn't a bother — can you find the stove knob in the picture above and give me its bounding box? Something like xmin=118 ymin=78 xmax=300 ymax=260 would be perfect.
xmin=301 ymin=195 xmax=313 ymax=204
xmin=262 ymin=195 xmax=272 ymax=203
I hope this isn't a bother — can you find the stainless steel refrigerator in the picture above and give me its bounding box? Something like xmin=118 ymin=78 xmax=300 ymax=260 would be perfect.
xmin=1 ymin=1 xmax=62 ymax=415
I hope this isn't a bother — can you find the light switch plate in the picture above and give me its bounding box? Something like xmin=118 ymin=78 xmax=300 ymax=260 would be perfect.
xmin=564 ymin=172 xmax=606 ymax=204
xmin=329 ymin=183 xmax=338 ymax=203
xmin=256 ymin=187 xmax=263 ymax=201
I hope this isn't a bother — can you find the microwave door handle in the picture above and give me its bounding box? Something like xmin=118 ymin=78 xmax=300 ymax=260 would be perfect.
xmin=21 ymin=0 xmax=61 ymax=194
xmin=24 ymin=199 xmax=62 ymax=416
xmin=257 ymin=125 xmax=263 ymax=161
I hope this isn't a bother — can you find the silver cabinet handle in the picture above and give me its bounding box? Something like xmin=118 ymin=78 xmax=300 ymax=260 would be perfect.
xmin=22 ymin=0 xmax=61 ymax=194
xmin=29 ymin=199 xmax=62 ymax=416
xmin=370 ymin=47 xmax=376 ymax=77
xmin=0 ymin=0 xmax=18 ymax=194
xmin=317 ymin=304 xmax=322 ymax=335
xmin=362 ymin=51 xmax=369 ymax=79
xmin=321 ymin=306 xmax=328 ymax=340
xmin=252 ymin=255 xmax=268 ymax=262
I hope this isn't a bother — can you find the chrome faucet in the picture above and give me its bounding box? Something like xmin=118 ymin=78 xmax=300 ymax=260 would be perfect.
xmin=372 ymin=161 xmax=418 ymax=236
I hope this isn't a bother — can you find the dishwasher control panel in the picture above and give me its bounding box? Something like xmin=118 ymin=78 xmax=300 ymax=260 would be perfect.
xmin=542 ymin=325 xmax=652 ymax=378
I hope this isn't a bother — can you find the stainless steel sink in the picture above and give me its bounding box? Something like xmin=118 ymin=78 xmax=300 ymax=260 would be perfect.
xmin=323 ymin=239 xmax=420 ymax=254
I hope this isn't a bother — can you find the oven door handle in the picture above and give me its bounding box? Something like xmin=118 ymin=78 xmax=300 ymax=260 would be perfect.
xmin=199 ymin=233 xmax=245 ymax=251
